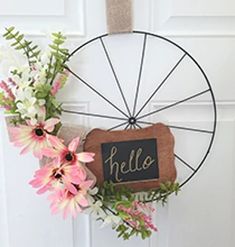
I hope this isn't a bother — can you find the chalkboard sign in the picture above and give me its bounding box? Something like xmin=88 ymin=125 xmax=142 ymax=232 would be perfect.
xmin=101 ymin=138 xmax=159 ymax=184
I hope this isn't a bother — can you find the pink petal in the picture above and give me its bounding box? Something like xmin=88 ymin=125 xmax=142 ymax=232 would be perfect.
xmin=37 ymin=184 xmax=51 ymax=194
xmin=33 ymin=148 xmax=45 ymax=160
xmin=80 ymin=180 xmax=94 ymax=190
xmin=41 ymin=147 xmax=58 ymax=158
xmin=26 ymin=120 xmax=33 ymax=126
xmin=76 ymin=152 xmax=95 ymax=163
xmin=20 ymin=142 xmax=33 ymax=155
xmin=47 ymin=135 xmax=66 ymax=151
xmin=44 ymin=118 xmax=60 ymax=132
xmin=68 ymin=137 xmax=80 ymax=152
xmin=64 ymin=178 xmax=78 ymax=195
xmin=78 ymin=195 xmax=89 ymax=207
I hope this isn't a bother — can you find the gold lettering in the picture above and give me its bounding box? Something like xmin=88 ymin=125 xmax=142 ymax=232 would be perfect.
xmin=129 ymin=150 xmax=135 ymax=172
xmin=105 ymin=146 xmax=123 ymax=182
xmin=135 ymin=148 xmax=143 ymax=171
xmin=104 ymin=144 xmax=156 ymax=182
xmin=142 ymin=156 xmax=155 ymax=169
xmin=120 ymin=161 xmax=129 ymax=174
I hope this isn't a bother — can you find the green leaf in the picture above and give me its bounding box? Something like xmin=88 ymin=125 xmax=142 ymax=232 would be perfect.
xmin=3 ymin=26 xmax=41 ymax=66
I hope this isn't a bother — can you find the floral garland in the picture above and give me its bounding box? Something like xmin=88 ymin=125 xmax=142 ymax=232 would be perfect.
xmin=0 ymin=27 xmax=180 ymax=240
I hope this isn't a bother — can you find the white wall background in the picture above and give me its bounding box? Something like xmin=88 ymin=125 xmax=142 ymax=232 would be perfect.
xmin=0 ymin=0 xmax=235 ymax=247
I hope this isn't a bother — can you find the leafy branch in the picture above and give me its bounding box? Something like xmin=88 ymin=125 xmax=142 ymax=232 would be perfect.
xmin=3 ymin=27 xmax=41 ymax=66
xmin=141 ymin=181 xmax=180 ymax=204
xmin=47 ymin=32 xmax=69 ymax=84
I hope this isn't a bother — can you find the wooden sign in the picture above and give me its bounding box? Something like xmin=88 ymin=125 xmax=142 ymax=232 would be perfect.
xmin=84 ymin=123 xmax=176 ymax=191
xmin=101 ymin=138 xmax=159 ymax=184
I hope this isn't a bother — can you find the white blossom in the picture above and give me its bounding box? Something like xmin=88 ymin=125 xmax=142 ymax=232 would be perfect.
xmin=85 ymin=200 xmax=106 ymax=219
xmin=100 ymin=214 xmax=122 ymax=228
xmin=15 ymin=87 xmax=45 ymax=120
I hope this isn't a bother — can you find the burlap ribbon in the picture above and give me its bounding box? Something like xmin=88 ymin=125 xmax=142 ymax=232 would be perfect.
xmin=106 ymin=0 xmax=133 ymax=34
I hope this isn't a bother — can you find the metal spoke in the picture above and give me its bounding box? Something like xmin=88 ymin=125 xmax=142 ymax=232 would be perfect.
xmin=132 ymin=34 xmax=147 ymax=116
xmin=62 ymin=109 xmax=127 ymax=121
xmin=100 ymin=37 xmax=131 ymax=117
xmin=65 ymin=66 xmax=129 ymax=118
xmin=135 ymin=53 xmax=187 ymax=118
xmin=107 ymin=121 xmax=129 ymax=131
xmin=137 ymin=89 xmax=210 ymax=120
xmin=135 ymin=123 xmax=142 ymax=129
xmin=124 ymin=123 xmax=130 ymax=130
xmin=174 ymin=153 xmax=196 ymax=172
xmin=167 ymin=125 xmax=213 ymax=134
xmin=137 ymin=120 xmax=213 ymax=134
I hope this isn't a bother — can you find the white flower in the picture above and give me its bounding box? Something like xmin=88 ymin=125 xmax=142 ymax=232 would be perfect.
xmin=10 ymin=65 xmax=34 ymax=88
xmin=15 ymin=87 xmax=44 ymax=120
xmin=88 ymin=187 xmax=99 ymax=196
xmin=33 ymin=62 xmax=48 ymax=86
xmin=16 ymin=99 xmax=38 ymax=119
xmin=86 ymin=200 xmax=106 ymax=218
xmin=101 ymin=214 xmax=122 ymax=228
xmin=15 ymin=87 xmax=34 ymax=102
xmin=38 ymin=99 xmax=46 ymax=106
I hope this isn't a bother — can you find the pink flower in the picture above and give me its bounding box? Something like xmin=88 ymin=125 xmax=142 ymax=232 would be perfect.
xmin=9 ymin=117 xmax=60 ymax=159
xmin=29 ymin=161 xmax=85 ymax=195
xmin=116 ymin=201 xmax=157 ymax=232
xmin=48 ymin=169 xmax=94 ymax=219
xmin=51 ymin=81 xmax=61 ymax=96
xmin=51 ymin=71 xmax=69 ymax=96
xmin=42 ymin=135 xmax=95 ymax=165
xmin=0 ymin=80 xmax=15 ymax=101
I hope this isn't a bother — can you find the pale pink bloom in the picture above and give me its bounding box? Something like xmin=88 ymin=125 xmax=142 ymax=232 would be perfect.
xmin=0 ymin=80 xmax=15 ymax=100
xmin=51 ymin=71 xmax=69 ymax=96
xmin=9 ymin=117 xmax=60 ymax=159
xmin=48 ymin=169 xmax=94 ymax=219
xmin=51 ymin=81 xmax=61 ymax=96
xmin=116 ymin=200 xmax=157 ymax=232
xmin=29 ymin=161 xmax=85 ymax=195
xmin=43 ymin=135 xmax=95 ymax=165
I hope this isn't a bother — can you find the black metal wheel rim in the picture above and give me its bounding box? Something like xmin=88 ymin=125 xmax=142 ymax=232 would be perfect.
xmin=63 ymin=30 xmax=217 ymax=188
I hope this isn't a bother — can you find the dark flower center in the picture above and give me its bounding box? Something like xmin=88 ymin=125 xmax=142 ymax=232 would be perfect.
xmin=54 ymin=173 xmax=62 ymax=179
xmin=65 ymin=152 xmax=73 ymax=161
xmin=35 ymin=128 xmax=44 ymax=136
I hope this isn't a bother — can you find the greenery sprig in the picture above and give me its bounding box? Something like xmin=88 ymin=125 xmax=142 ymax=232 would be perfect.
xmin=47 ymin=32 xmax=69 ymax=84
xmin=96 ymin=181 xmax=180 ymax=240
xmin=2 ymin=27 xmax=70 ymax=125
xmin=3 ymin=27 xmax=41 ymax=66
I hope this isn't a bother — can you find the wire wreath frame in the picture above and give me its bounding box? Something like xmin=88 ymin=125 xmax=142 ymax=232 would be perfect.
xmin=62 ymin=30 xmax=217 ymax=188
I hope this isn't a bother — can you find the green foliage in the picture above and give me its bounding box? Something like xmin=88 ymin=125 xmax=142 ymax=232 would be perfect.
xmin=98 ymin=181 xmax=135 ymax=204
xmin=116 ymin=224 xmax=151 ymax=240
xmin=45 ymin=94 xmax=62 ymax=119
xmin=97 ymin=181 xmax=180 ymax=240
xmin=144 ymin=181 xmax=180 ymax=205
xmin=3 ymin=27 xmax=41 ymax=65
xmin=47 ymin=32 xmax=69 ymax=84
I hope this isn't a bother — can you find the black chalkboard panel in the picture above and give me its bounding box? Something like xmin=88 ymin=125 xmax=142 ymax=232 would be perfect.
xmin=101 ymin=138 xmax=159 ymax=184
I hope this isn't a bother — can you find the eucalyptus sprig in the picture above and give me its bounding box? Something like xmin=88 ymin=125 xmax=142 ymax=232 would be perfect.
xmin=47 ymin=32 xmax=69 ymax=84
xmin=3 ymin=26 xmax=41 ymax=66
xmin=142 ymin=181 xmax=180 ymax=204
